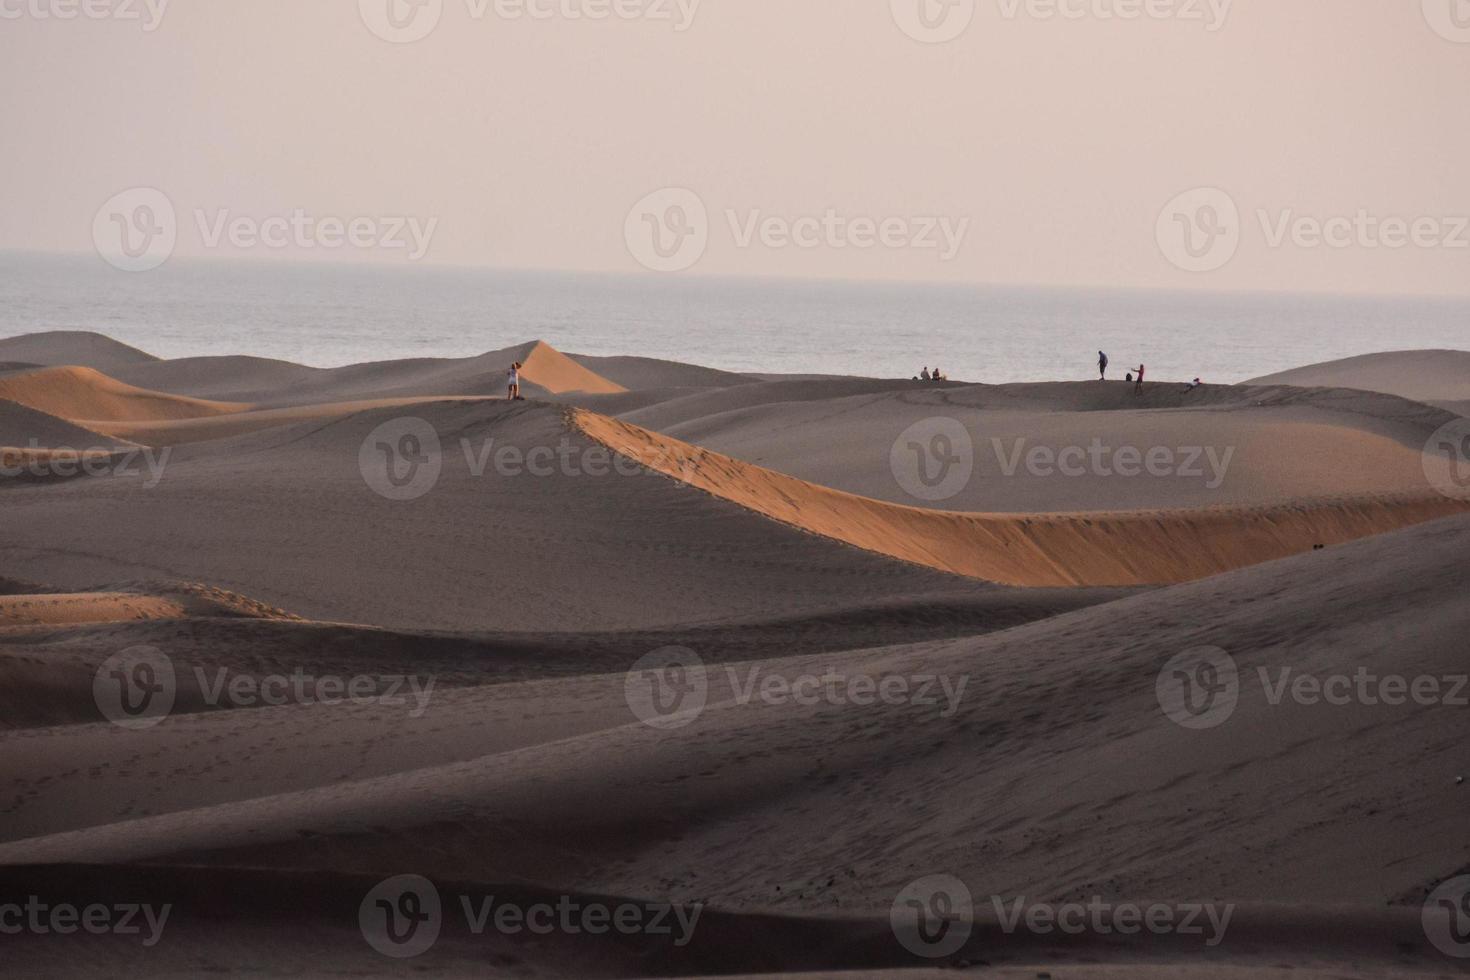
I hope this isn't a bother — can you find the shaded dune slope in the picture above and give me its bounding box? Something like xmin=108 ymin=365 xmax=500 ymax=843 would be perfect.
xmin=0 ymin=401 xmax=1009 ymax=632
xmin=3 ymin=514 xmax=1466 ymax=921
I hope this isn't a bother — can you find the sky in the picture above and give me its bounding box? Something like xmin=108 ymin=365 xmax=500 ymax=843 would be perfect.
xmin=1 ymin=0 xmax=1467 ymax=294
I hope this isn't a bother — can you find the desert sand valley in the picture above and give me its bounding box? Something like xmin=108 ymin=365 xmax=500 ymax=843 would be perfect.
xmin=1 ymin=330 xmax=1468 ymax=977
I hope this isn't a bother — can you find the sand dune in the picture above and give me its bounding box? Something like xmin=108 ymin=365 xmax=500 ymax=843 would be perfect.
xmin=0 ymin=864 xmax=1447 ymax=978
xmin=0 ymin=582 xmax=291 ymax=629
xmin=575 ymin=408 xmax=1469 ymax=586
xmin=0 ymin=330 xmax=158 ymax=372
xmin=2 ymin=514 xmax=1466 ymax=979
xmin=109 ymin=338 xmax=626 ymax=409
xmin=615 ymin=381 xmax=1458 ymax=512
xmin=0 ymin=365 xmax=249 ymax=424
xmin=0 ymin=401 xmax=1017 ymax=631
xmin=1248 ymin=349 xmax=1470 ymax=408
xmin=0 ymin=399 xmax=131 ymax=451
xmin=619 ymin=377 xmax=933 ymax=432
xmin=568 ymin=352 xmax=756 ymax=390
xmin=84 ymin=395 xmax=502 ymax=446
xmin=6 ymin=335 xmax=1469 ymax=977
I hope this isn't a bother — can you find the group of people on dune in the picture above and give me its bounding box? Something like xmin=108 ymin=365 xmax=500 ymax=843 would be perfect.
xmin=503 ymin=355 xmax=1200 ymax=401
xmin=1099 ymin=351 xmax=1203 ymax=394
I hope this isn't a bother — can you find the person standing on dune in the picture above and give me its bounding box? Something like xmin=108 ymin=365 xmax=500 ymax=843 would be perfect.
xmin=1134 ymin=363 xmax=1146 ymax=395
xmin=1098 ymin=350 xmax=1109 ymax=380
xmin=507 ymin=361 xmax=522 ymax=401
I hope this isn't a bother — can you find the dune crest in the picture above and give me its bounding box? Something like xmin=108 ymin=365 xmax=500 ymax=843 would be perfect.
xmin=0 ymin=330 xmax=159 ymax=372
xmin=518 ymin=340 xmax=627 ymax=395
xmin=573 ymin=408 xmax=1470 ymax=587
xmin=0 ymin=365 xmax=249 ymax=424
xmin=1248 ymin=349 xmax=1470 ymax=408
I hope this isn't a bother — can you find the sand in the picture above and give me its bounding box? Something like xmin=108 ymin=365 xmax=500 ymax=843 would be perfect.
xmin=1249 ymin=349 xmax=1470 ymax=411
xmin=0 ymin=365 xmax=248 ymax=424
xmin=0 ymin=330 xmax=158 ymax=372
xmin=575 ymin=408 xmax=1469 ymax=586
xmin=3 ymin=330 xmax=1468 ymax=978
xmin=109 ymin=339 xmax=625 ymax=408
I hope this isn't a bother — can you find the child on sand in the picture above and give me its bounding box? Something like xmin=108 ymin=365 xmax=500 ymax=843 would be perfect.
xmin=1133 ymin=364 xmax=1146 ymax=395
xmin=507 ymin=362 xmax=522 ymax=400
xmin=1098 ymin=351 xmax=1109 ymax=380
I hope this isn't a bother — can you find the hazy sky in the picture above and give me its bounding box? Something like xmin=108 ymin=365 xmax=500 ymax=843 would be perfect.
xmin=2 ymin=0 xmax=1467 ymax=294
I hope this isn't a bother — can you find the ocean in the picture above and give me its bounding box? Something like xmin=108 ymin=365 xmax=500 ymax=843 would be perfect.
xmin=1 ymin=251 xmax=1465 ymax=384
